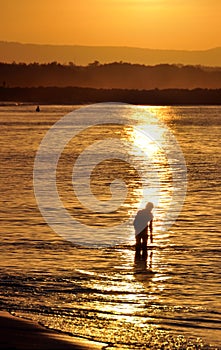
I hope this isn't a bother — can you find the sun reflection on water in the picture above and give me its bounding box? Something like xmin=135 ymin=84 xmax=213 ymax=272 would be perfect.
xmin=124 ymin=106 xmax=177 ymax=243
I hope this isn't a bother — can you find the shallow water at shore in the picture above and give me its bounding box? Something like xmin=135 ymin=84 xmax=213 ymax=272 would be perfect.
xmin=0 ymin=104 xmax=220 ymax=348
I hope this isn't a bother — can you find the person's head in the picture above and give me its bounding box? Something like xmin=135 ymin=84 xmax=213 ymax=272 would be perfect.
xmin=145 ymin=202 xmax=154 ymax=211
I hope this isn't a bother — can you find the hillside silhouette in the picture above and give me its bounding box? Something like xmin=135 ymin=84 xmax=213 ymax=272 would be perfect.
xmin=1 ymin=41 xmax=221 ymax=66
xmin=1 ymin=62 xmax=221 ymax=89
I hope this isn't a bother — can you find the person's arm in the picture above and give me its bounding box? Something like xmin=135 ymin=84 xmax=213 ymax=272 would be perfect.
xmin=149 ymin=219 xmax=153 ymax=243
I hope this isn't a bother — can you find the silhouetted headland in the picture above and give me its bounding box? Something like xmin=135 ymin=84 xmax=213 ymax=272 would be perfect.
xmin=0 ymin=61 xmax=221 ymax=89
xmin=1 ymin=86 xmax=221 ymax=105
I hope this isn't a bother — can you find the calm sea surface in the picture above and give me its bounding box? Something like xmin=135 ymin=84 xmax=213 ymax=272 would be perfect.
xmin=0 ymin=104 xmax=220 ymax=349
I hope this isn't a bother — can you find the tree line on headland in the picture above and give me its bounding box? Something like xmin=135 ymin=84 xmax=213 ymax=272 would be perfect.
xmin=1 ymin=61 xmax=221 ymax=104
xmin=1 ymin=86 xmax=220 ymax=105
xmin=1 ymin=61 xmax=221 ymax=89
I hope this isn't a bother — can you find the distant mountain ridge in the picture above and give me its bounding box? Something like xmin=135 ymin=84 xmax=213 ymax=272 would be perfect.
xmin=0 ymin=41 xmax=221 ymax=66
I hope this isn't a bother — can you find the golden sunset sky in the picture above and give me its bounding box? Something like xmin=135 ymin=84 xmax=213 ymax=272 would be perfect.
xmin=1 ymin=0 xmax=221 ymax=50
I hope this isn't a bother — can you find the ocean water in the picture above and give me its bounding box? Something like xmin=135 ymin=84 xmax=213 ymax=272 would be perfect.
xmin=0 ymin=104 xmax=220 ymax=349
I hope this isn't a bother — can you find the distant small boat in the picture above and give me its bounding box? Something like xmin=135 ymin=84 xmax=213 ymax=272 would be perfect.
xmin=36 ymin=105 xmax=40 ymax=112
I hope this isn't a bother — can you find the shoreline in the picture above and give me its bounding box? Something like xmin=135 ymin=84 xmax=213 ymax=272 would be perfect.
xmin=0 ymin=311 xmax=107 ymax=350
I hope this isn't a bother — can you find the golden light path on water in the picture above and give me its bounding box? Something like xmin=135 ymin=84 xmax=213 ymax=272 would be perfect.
xmin=121 ymin=105 xmax=174 ymax=245
xmin=74 ymin=248 xmax=170 ymax=330
xmin=72 ymin=105 xmax=178 ymax=327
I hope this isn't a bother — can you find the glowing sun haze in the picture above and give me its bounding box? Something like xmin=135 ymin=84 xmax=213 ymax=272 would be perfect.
xmin=1 ymin=0 xmax=220 ymax=50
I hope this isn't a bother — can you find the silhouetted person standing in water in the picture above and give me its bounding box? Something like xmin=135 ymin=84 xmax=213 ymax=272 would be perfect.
xmin=133 ymin=202 xmax=154 ymax=259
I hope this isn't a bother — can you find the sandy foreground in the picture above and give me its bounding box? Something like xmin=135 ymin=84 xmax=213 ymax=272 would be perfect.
xmin=0 ymin=311 xmax=108 ymax=350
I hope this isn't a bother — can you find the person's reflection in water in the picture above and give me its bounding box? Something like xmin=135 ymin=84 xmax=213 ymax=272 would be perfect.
xmin=148 ymin=251 xmax=153 ymax=270
xmin=134 ymin=250 xmax=153 ymax=277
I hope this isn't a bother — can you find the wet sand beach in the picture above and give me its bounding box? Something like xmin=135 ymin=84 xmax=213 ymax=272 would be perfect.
xmin=0 ymin=311 xmax=107 ymax=350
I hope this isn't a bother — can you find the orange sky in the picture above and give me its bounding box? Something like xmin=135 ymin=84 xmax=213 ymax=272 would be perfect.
xmin=1 ymin=0 xmax=220 ymax=50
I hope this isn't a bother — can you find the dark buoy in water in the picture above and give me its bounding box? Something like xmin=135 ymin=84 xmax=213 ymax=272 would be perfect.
xmin=36 ymin=105 xmax=40 ymax=112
